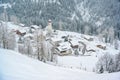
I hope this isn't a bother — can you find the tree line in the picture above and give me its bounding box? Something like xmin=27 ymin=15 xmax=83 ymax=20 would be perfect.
xmin=0 ymin=0 xmax=120 ymax=40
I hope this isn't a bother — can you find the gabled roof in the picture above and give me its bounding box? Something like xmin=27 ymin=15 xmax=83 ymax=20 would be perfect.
xmin=31 ymin=25 xmax=40 ymax=29
xmin=69 ymin=40 xmax=79 ymax=46
xmin=57 ymin=42 xmax=71 ymax=52
xmin=51 ymin=37 xmax=63 ymax=42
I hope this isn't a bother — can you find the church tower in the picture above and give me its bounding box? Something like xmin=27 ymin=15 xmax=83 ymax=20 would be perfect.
xmin=46 ymin=19 xmax=53 ymax=36
xmin=47 ymin=19 xmax=52 ymax=31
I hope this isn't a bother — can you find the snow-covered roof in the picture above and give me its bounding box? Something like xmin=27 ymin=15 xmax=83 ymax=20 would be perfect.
xmin=57 ymin=42 xmax=71 ymax=52
xmin=69 ymin=40 xmax=79 ymax=46
xmin=7 ymin=22 xmax=20 ymax=30
xmin=31 ymin=25 xmax=40 ymax=29
xmin=6 ymin=22 xmax=28 ymax=33
xmin=51 ymin=37 xmax=63 ymax=42
xmin=19 ymin=29 xmax=26 ymax=33
xmin=24 ymin=34 xmax=34 ymax=38
xmin=19 ymin=23 xmax=25 ymax=27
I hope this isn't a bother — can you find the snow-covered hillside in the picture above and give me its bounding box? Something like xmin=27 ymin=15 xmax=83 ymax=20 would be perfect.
xmin=2 ymin=22 xmax=120 ymax=72
xmin=0 ymin=49 xmax=120 ymax=80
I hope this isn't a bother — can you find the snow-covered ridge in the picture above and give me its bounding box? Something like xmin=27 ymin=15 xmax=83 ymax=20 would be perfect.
xmin=0 ymin=49 xmax=120 ymax=80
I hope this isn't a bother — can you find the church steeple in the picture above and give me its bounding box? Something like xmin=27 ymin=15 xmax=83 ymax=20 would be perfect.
xmin=46 ymin=19 xmax=53 ymax=36
xmin=48 ymin=19 xmax=52 ymax=30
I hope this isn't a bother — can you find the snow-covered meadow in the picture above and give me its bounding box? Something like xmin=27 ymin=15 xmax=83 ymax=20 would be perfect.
xmin=0 ymin=49 xmax=120 ymax=80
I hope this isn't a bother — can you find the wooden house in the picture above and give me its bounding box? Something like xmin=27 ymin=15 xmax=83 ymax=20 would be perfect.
xmin=69 ymin=40 xmax=79 ymax=49
xmin=55 ymin=42 xmax=72 ymax=56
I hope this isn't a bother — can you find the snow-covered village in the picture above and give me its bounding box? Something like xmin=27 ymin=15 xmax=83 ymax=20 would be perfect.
xmin=0 ymin=0 xmax=120 ymax=80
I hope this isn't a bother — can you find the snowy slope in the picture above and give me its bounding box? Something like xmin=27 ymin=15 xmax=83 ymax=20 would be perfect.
xmin=3 ymin=22 xmax=120 ymax=72
xmin=0 ymin=49 xmax=120 ymax=80
xmin=57 ymin=56 xmax=98 ymax=72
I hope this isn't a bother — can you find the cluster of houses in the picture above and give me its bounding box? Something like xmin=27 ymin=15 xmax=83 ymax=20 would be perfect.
xmin=49 ymin=34 xmax=87 ymax=56
xmin=46 ymin=20 xmax=107 ymax=56
xmin=13 ymin=19 xmax=106 ymax=56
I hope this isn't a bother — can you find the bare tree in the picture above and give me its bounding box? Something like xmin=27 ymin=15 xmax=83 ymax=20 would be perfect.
xmin=79 ymin=41 xmax=86 ymax=55
xmin=108 ymin=27 xmax=114 ymax=44
xmin=0 ymin=21 xmax=2 ymax=47
xmin=97 ymin=27 xmax=104 ymax=42
xmin=0 ymin=22 xmax=8 ymax=49
xmin=18 ymin=44 xmax=25 ymax=54
xmin=34 ymin=29 xmax=47 ymax=62
xmin=96 ymin=53 xmax=115 ymax=73
xmin=115 ymin=52 xmax=120 ymax=71
xmin=114 ymin=38 xmax=119 ymax=50
xmin=34 ymin=29 xmax=41 ymax=60
xmin=7 ymin=31 xmax=16 ymax=50
xmin=24 ymin=38 xmax=33 ymax=56
xmin=0 ymin=6 xmax=9 ymax=49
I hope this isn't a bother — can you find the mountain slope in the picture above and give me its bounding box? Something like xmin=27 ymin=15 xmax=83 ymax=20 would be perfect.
xmin=0 ymin=0 xmax=120 ymax=39
xmin=0 ymin=49 xmax=120 ymax=80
